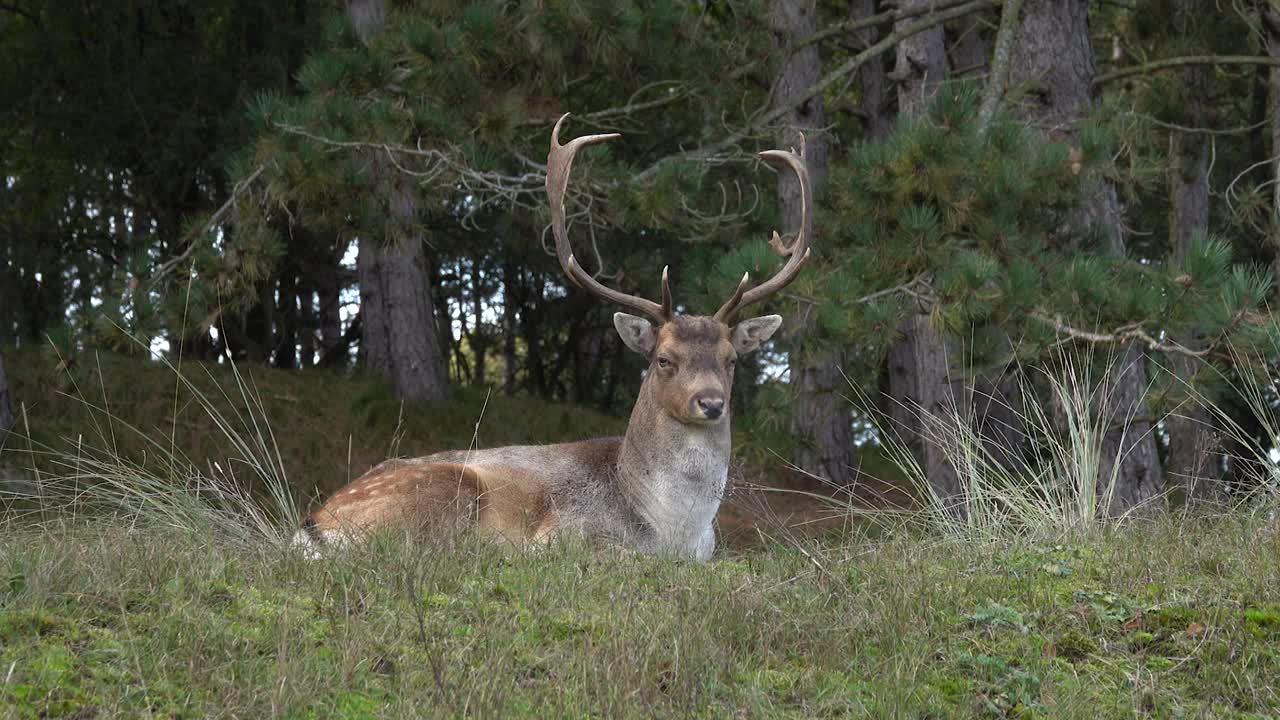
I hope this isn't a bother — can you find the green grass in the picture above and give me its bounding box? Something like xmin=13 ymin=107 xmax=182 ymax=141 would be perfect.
xmin=2 ymin=516 xmax=1279 ymax=718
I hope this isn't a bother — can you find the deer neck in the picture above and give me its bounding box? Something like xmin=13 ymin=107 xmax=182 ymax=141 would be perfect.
xmin=616 ymin=375 xmax=730 ymax=558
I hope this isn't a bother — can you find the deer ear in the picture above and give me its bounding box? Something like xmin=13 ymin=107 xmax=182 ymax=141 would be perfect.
xmin=731 ymin=315 xmax=782 ymax=355
xmin=613 ymin=313 xmax=656 ymax=355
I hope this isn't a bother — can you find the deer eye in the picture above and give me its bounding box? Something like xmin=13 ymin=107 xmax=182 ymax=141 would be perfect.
xmin=657 ymin=356 xmax=673 ymax=369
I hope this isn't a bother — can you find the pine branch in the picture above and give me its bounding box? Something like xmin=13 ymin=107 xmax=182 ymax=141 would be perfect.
xmin=976 ymin=0 xmax=1026 ymax=134
xmin=150 ymin=163 xmax=270 ymax=285
xmin=1095 ymin=55 xmax=1280 ymax=86
xmin=1030 ymin=310 xmax=1220 ymax=359
xmin=782 ymin=274 xmax=934 ymax=307
xmin=516 ymin=82 xmax=692 ymax=128
xmin=270 ymin=122 xmax=755 ymax=237
xmin=1122 ymin=111 xmax=1269 ymax=136
xmin=634 ymin=0 xmax=1000 ymax=182
xmin=271 ymin=122 xmax=550 ymax=224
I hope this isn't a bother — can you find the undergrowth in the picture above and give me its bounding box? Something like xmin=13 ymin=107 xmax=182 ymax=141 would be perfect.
xmin=1 ymin=345 xmax=626 ymax=507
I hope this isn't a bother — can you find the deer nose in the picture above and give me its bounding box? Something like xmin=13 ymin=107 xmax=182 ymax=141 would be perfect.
xmin=696 ymin=396 xmax=725 ymax=420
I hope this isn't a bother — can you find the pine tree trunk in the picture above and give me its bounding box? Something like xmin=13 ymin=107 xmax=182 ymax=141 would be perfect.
xmin=893 ymin=0 xmax=950 ymax=116
xmin=357 ymin=228 xmax=450 ymax=402
xmin=886 ymin=3 xmax=963 ymax=507
xmin=522 ymin=276 xmax=548 ymax=397
xmin=470 ymin=264 xmax=488 ymax=387
xmin=501 ymin=261 xmax=520 ymax=395
xmin=275 ymin=266 xmax=299 ymax=370
xmin=972 ymin=371 xmax=1028 ymax=474
xmin=888 ymin=313 xmax=964 ymax=510
xmin=1009 ymin=0 xmax=1163 ymax=514
xmin=1097 ymin=344 xmax=1164 ymax=515
xmin=0 ymin=348 xmax=14 ymax=441
xmin=317 ymin=247 xmax=343 ymax=368
xmin=949 ymin=7 xmax=994 ymax=76
xmin=347 ymin=0 xmax=449 ymax=403
xmin=851 ymin=0 xmax=892 ymax=141
xmin=1166 ymin=67 xmax=1218 ymax=502
xmin=298 ymin=282 xmax=316 ymax=369
xmin=772 ymin=0 xmax=856 ymax=485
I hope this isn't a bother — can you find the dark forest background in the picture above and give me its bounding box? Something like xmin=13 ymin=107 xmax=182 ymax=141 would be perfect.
xmin=5 ymin=0 xmax=1280 ymax=513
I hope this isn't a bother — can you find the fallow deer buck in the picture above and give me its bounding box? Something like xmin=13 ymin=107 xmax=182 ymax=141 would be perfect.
xmin=294 ymin=114 xmax=812 ymax=560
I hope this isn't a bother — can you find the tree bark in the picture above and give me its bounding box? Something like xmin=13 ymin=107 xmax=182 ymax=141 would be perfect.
xmin=357 ymin=222 xmax=450 ymax=402
xmin=521 ymin=275 xmax=549 ymax=397
xmin=469 ymin=261 xmax=489 ymax=387
xmin=1165 ymin=67 xmax=1219 ymax=502
xmin=949 ymin=6 xmax=994 ymax=77
xmin=883 ymin=3 xmax=964 ymax=508
xmin=316 ymin=244 xmax=344 ymax=369
xmin=1096 ymin=343 xmax=1164 ymax=515
xmin=851 ymin=0 xmax=893 ymax=141
xmin=275 ymin=265 xmax=299 ymax=370
xmin=893 ymin=0 xmax=951 ymax=116
xmin=501 ymin=261 xmax=520 ymax=395
xmin=888 ymin=313 xmax=965 ymax=510
xmin=0 ymin=347 xmax=14 ymax=442
xmin=345 ymin=0 xmax=385 ymax=44
xmin=298 ymin=282 xmax=316 ymax=369
xmin=772 ymin=0 xmax=856 ymax=485
xmin=1009 ymin=0 xmax=1164 ymax=514
xmin=971 ymin=369 xmax=1028 ymax=474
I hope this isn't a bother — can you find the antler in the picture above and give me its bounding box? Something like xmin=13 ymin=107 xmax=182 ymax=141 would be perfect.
xmin=546 ymin=114 xmax=673 ymax=324
xmin=713 ymin=142 xmax=814 ymax=323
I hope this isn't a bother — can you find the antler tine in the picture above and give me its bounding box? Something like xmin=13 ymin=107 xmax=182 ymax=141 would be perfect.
xmin=712 ymin=272 xmax=750 ymax=323
xmin=714 ymin=143 xmax=813 ymax=323
xmin=547 ymin=113 xmax=672 ymax=324
xmin=660 ymin=266 xmax=673 ymax=319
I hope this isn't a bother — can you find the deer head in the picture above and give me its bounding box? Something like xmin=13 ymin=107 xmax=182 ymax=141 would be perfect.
xmin=546 ymin=114 xmax=811 ymax=426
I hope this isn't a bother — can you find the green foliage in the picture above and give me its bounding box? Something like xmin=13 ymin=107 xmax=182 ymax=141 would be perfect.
xmin=789 ymin=82 xmax=1279 ymax=383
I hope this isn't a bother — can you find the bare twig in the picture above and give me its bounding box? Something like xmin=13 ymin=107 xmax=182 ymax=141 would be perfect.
xmin=518 ymin=82 xmax=693 ymax=129
xmin=1095 ymin=55 xmax=1280 ymax=86
xmin=1123 ymin=111 xmax=1269 ymax=137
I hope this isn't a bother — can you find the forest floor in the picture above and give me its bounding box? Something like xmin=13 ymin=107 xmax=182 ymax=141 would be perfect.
xmin=2 ymin=348 xmax=1279 ymax=718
